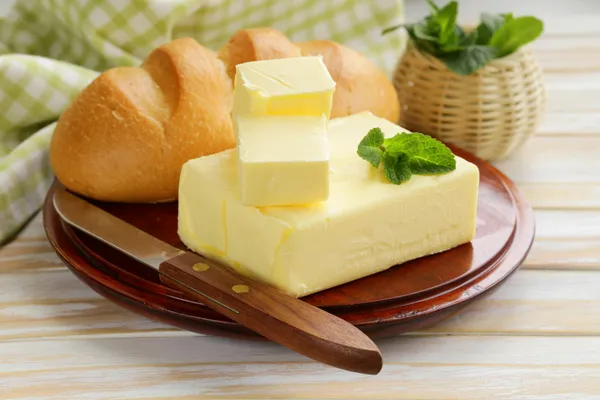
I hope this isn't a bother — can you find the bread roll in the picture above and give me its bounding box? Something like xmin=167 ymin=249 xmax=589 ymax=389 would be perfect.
xmin=49 ymin=38 xmax=235 ymax=203
xmin=296 ymin=40 xmax=400 ymax=123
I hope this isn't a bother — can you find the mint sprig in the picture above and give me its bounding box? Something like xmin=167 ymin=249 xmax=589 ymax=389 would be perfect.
xmin=357 ymin=128 xmax=456 ymax=184
xmin=357 ymin=127 xmax=384 ymax=168
xmin=382 ymin=1 xmax=544 ymax=76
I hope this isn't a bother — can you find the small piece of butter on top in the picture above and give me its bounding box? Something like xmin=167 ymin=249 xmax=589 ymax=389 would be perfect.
xmin=236 ymin=115 xmax=330 ymax=207
xmin=232 ymin=56 xmax=336 ymax=118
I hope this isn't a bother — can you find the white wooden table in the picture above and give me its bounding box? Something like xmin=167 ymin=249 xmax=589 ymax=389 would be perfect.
xmin=2 ymin=8 xmax=600 ymax=400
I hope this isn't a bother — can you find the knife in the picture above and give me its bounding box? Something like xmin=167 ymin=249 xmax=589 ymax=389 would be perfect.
xmin=52 ymin=186 xmax=383 ymax=375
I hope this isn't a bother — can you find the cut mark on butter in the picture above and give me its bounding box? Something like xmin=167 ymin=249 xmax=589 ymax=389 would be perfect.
xmin=192 ymin=263 xmax=210 ymax=272
xmin=250 ymin=68 xmax=295 ymax=90
xmin=232 ymin=284 xmax=249 ymax=294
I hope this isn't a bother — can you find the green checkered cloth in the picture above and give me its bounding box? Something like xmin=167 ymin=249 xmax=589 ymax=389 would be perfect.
xmin=0 ymin=0 xmax=405 ymax=243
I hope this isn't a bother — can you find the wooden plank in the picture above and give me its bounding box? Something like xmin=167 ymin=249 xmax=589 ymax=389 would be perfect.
xmin=537 ymin=73 xmax=600 ymax=136
xmin=0 ymin=268 xmax=172 ymax=339
xmin=493 ymin=136 xmax=600 ymax=183
xmin=544 ymin=89 xmax=600 ymax=113
xmin=534 ymin=35 xmax=600 ymax=52
xmin=2 ymin=266 xmax=600 ymax=339
xmin=532 ymin=33 xmax=600 ymax=73
xmin=518 ymin=183 xmax=600 ymax=209
xmin=538 ymin=112 xmax=600 ymax=136
xmin=532 ymin=74 xmax=600 ymax=118
xmin=540 ymin=55 xmax=600 ymax=74
xmin=2 ymin=335 xmax=600 ymax=399
xmin=523 ymin=210 xmax=600 ymax=266
xmin=426 ymin=269 xmax=600 ymax=335
xmin=530 ymin=31 xmax=600 ymax=72
xmin=543 ymin=72 xmax=600 ymax=91
xmin=526 ymin=239 xmax=600 ymax=269
xmin=534 ymin=210 xmax=600 ymax=240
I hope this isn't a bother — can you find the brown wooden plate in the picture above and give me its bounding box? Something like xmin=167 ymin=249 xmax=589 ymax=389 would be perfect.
xmin=43 ymin=145 xmax=535 ymax=340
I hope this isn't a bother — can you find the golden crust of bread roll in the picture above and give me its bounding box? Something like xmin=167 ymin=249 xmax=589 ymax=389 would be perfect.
xmin=296 ymin=40 xmax=400 ymax=123
xmin=49 ymin=38 xmax=235 ymax=203
xmin=218 ymin=27 xmax=302 ymax=80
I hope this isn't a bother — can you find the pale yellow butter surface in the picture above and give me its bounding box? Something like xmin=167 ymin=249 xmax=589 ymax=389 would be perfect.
xmin=178 ymin=112 xmax=480 ymax=298
xmin=236 ymin=115 xmax=330 ymax=207
xmin=232 ymin=56 xmax=336 ymax=118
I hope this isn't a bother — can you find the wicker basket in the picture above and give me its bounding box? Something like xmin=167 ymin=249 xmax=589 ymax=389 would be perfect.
xmin=392 ymin=42 xmax=546 ymax=161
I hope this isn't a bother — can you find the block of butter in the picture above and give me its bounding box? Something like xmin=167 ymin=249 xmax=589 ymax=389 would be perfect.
xmin=236 ymin=115 xmax=330 ymax=207
xmin=178 ymin=112 xmax=480 ymax=298
xmin=232 ymin=56 xmax=336 ymax=118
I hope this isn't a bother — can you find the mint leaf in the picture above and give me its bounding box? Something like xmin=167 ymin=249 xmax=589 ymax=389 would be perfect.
xmin=482 ymin=12 xmax=506 ymax=31
xmin=461 ymin=29 xmax=479 ymax=46
xmin=358 ymin=129 xmax=457 ymax=184
xmin=407 ymin=136 xmax=457 ymax=174
xmin=502 ymin=12 xmax=514 ymax=23
xmin=436 ymin=1 xmax=459 ymax=45
xmin=381 ymin=23 xmax=404 ymax=35
xmin=475 ymin=12 xmax=506 ymax=45
xmin=357 ymin=127 xmax=384 ymax=168
xmin=410 ymin=155 xmax=455 ymax=174
xmin=358 ymin=147 xmax=383 ymax=169
xmin=414 ymin=21 xmax=439 ymax=42
xmin=439 ymin=35 xmax=463 ymax=53
xmin=359 ymin=127 xmax=385 ymax=148
xmin=489 ymin=16 xmax=544 ymax=57
xmin=384 ymin=133 xmax=425 ymax=156
xmin=440 ymin=45 xmax=496 ymax=75
xmin=400 ymin=1 xmax=462 ymax=57
xmin=385 ymin=132 xmax=456 ymax=173
xmin=382 ymin=152 xmax=412 ymax=185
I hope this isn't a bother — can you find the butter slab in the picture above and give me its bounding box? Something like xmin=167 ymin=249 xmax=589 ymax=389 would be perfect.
xmin=178 ymin=112 xmax=480 ymax=298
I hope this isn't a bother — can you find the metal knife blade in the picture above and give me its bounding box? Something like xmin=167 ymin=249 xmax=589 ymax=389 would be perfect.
xmin=52 ymin=186 xmax=383 ymax=375
xmin=53 ymin=186 xmax=183 ymax=269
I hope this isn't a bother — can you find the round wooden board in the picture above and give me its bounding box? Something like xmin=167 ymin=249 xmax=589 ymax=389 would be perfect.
xmin=43 ymin=146 xmax=535 ymax=340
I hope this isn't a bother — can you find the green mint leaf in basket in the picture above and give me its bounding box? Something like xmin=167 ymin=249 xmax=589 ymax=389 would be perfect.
xmin=461 ymin=29 xmax=479 ymax=46
xmin=434 ymin=0 xmax=458 ymax=45
xmin=357 ymin=127 xmax=385 ymax=168
xmin=475 ymin=12 xmax=507 ymax=45
xmin=410 ymin=23 xmax=441 ymax=55
xmin=357 ymin=129 xmax=456 ymax=185
xmin=381 ymin=0 xmax=544 ymax=76
xmin=383 ymin=1 xmax=462 ymax=57
xmin=440 ymin=45 xmax=497 ymax=75
xmin=489 ymin=16 xmax=544 ymax=57
xmin=413 ymin=21 xmax=438 ymax=42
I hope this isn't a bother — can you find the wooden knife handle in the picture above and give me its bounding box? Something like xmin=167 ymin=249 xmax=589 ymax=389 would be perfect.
xmin=158 ymin=251 xmax=382 ymax=375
